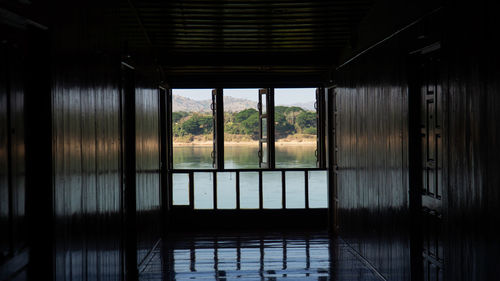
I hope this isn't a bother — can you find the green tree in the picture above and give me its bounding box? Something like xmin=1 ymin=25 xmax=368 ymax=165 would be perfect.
xmin=275 ymin=114 xmax=295 ymax=138
xmin=284 ymin=106 xmax=304 ymax=124
xmin=181 ymin=114 xmax=213 ymax=135
xmin=234 ymin=108 xmax=258 ymax=123
xmin=296 ymin=111 xmax=316 ymax=133
xmin=241 ymin=113 xmax=259 ymax=137
xmin=172 ymin=111 xmax=189 ymax=124
xmin=173 ymin=124 xmax=186 ymax=137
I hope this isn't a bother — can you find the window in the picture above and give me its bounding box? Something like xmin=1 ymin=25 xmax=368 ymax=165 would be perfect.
xmin=223 ymin=89 xmax=260 ymax=169
xmin=172 ymin=89 xmax=214 ymax=169
xmin=168 ymin=88 xmax=327 ymax=210
xmin=274 ymin=88 xmax=318 ymax=168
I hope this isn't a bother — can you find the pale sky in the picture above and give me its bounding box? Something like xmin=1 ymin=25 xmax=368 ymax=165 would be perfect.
xmin=172 ymin=88 xmax=316 ymax=106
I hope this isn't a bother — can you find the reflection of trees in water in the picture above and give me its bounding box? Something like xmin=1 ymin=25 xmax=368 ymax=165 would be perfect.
xmin=173 ymin=147 xmax=213 ymax=168
xmin=276 ymin=146 xmax=316 ymax=167
xmin=173 ymin=145 xmax=317 ymax=168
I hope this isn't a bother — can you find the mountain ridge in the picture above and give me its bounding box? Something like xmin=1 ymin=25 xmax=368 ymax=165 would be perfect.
xmin=173 ymin=95 xmax=314 ymax=112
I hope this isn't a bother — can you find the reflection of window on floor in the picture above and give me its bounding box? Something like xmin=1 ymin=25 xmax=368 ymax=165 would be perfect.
xmin=169 ymin=88 xmax=327 ymax=209
xmin=141 ymin=234 xmax=331 ymax=279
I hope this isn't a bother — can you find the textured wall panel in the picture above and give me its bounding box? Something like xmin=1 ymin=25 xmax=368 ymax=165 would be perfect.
xmin=0 ymin=37 xmax=27 ymax=273
xmin=336 ymin=38 xmax=410 ymax=281
xmin=442 ymin=2 xmax=500 ymax=280
xmin=336 ymin=2 xmax=500 ymax=280
xmin=51 ymin=1 xmax=124 ymax=280
xmin=0 ymin=43 xmax=8 ymax=260
xmin=135 ymin=83 xmax=161 ymax=265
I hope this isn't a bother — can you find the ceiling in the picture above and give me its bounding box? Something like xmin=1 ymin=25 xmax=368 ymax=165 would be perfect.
xmin=120 ymin=0 xmax=374 ymax=87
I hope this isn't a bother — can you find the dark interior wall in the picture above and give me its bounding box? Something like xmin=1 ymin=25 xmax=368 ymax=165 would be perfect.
xmin=50 ymin=1 xmax=164 ymax=280
xmin=0 ymin=42 xmax=7 ymax=260
xmin=335 ymin=36 xmax=410 ymax=281
xmin=443 ymin=2 xmax=500 ymax=280
xmin=335 ymin=1 xmax=500 ymax=280
xmin=2 ymin=1 xmax=164 ymax=279
xmin=0 ymin=26 xmax=27 ymax=273
xmin=51 ymin=1 xmax=124 ymax=280
xmin=135 ymin=78 xmax=161 ymax=266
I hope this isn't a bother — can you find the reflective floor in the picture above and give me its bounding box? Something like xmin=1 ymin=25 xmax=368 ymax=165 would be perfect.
xmin=140 ymin=232 xmax=383 ymax=281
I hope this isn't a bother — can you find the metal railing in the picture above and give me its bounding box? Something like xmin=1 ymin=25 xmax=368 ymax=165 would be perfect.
xmin=168 ymin=168 xmax=327 ymax=210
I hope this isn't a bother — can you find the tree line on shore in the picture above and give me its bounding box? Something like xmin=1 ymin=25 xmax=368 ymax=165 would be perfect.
xmin=173 ymin=106 xmax=316 ymax=139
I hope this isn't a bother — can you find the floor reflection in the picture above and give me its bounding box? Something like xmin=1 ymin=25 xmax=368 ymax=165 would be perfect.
xmin=140 ymin=232 xmax=382 ymax=281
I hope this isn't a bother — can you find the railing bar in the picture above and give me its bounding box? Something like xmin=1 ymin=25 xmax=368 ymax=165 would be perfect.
xmin=189 ymin=172 xmax=194 ymax=209
xmin=236 ymin=171 xmax=240 ymax=210
xmin=282 ymin=171 xmax=286 ymax=209
xmin=305 ymin=170 xmax=309 ymax=209
xmin=168 ymin=171 xmax=173 ymax=209
xmin=259 ymin=170 xmax=263 ymax=210
xmin=213 ymin=171 xmax=217 ymax=210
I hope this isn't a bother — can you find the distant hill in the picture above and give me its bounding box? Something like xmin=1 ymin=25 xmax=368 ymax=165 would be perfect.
xmin=173 ymin=95 xmax=314 ymax=112
xmin=279 ymin=102 xmax=315 ymax=111
xmin=173 ymin=95 xmax=257 ymax=112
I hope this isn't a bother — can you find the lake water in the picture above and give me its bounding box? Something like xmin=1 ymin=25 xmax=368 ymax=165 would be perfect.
xmin=172 ymin=145 xmax=327 ymax=209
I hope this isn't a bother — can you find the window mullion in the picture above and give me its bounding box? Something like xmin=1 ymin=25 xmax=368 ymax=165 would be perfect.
xmin=215 ymin=88 xmax=224 ymax=170
xmin=267 ymin=88 xmax=275 ymax=169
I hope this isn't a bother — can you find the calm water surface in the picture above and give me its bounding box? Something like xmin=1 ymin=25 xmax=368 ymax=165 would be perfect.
xmin=172 ymin=145 xmax=327 ymax=209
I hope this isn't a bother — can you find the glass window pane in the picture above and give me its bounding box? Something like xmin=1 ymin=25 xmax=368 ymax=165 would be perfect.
xmin=263 ymin=172 xmax=281 ymax=209
xmin=285 ymin=171 xmax=305 ymax=209
xmin=217 ymin=172 xmax=236 ymax=209
xmin=223 ymin=89 xmax=260 ymax=169
xmin=262 ymin=142 xmax=268 ymax=163
xmin=240 ymin=172 xmax=259 ymax=209
xmin=308 ymin=171 xmax=327 ymax=208
xmin=274 ymin=88 xmax=317 ymax=168
xmin=224 ymin=146 xmax=260 ymax=169
xmin=172 ymin=89 xmax=214 ymax=169
xmin=173 ymin=173 xmax=189 ymax=205
xmin=261 ymin=95 xmax=267 ymax=114
xmin=194 ymin=172 xmax=213 ymax=209
xmin=262 ymin=117 xmax=267 ymax=138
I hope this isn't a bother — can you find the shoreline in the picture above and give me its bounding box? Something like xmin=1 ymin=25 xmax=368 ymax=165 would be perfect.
xmin=173 ymin=140 xmax=316 ymax=147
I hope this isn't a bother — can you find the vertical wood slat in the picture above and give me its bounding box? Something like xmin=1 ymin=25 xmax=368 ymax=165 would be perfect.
xmin=267 ymin=89 xmax=276 ymax=169
xmin=159 ymin=87 xmax=168 ymax=221
xmin=259 ymin=170 xmax=263 ymax=209
xmin=305 ymin=170 xmax=309 ymax=209
xmin=166 ymin=90 xmax=174 ymax=210
xmin=215 ymin=88 xmax=224 ymax=170
xmin=282 ymin=171 xmax=286 ymax=209
xmin=121 ymin=63 xmax=138 ymax=280
xmin=189 ymin=172 xmax=194 ymax=209
xmin=213 ymin=171 xmax=217 ymax=210
xmin=236 ymin=171 xmax=240 ymax=210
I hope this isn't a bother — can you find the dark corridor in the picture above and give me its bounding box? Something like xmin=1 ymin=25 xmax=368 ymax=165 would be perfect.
xmin=1 ymin=1 xmax=500 ymax=281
